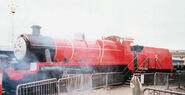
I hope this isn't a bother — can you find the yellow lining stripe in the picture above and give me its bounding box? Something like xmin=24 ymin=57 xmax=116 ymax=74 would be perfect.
xmin=56 ymin=46 xmax=120 ymax=51
xmin=32 ymin=44 xmax=121 ymax=51
xmin=100 ymin=40 xmax=105 ymax=64
xmin=70 ymin=40 xmax=74 ymax=60
xmin=96 ymin=41 xmax=101 ymax=61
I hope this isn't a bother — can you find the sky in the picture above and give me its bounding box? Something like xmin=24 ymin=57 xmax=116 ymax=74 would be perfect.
xmin=0 ymin=0 xmax=185 ymax=50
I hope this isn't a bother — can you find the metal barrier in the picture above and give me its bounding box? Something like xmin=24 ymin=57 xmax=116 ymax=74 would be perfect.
xmin=136 ymin=72 xmax=185 ymax=90
xmin=143 ymin=87 xmax=185 ymax=95
xmin=58 ymin=72 xmax=123 ymax=93
xmin=16 ymin=72 xmax=124 ymax=95
xmin=92 ymin=72 xmax=123 ymax=89
xmin=154 ymin=72 xmax=169 ymax=87
xmin=58 ymin=74 xmax=92 ymax=93
xmin=16 ymin=78 xmax=58 ymax=95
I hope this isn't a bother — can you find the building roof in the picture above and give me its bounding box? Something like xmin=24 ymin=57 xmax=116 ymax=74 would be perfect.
xmin=0 ymin=45 xmax=13 ymax=51
xmin=170 ymin=50 xmax=185 ymax=58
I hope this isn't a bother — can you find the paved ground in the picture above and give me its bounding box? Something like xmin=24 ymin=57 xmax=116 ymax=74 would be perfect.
xmin=60 ymin=85 xmax=185 ymax=95
xmin=85 ymin=86 xmax=132 ymax=95
xmin=60 ymin=86 xmax=132 ymax=95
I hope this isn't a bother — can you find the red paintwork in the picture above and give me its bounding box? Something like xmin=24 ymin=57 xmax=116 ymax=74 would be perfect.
xmin=4 ymin=35 xmax=173 ymax=81
xmin=54 ymin=36 xmax=133 ymax=65
xmin=5 ymin=36 xmax=135 ymax=80
xmin=136 ymin=47 xmax=173 ymax=71
xmin=0 ymin=71 xmax=3 ymax=95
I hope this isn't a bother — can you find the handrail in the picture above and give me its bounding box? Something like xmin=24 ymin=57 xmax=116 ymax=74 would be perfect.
xmin=139 ymin=57 xmax=150 ymax=69
xmin=156 ymin=59 xmax=163 ymax=69
xmin=125 ymin=56 xmax=163 ymax=77
xmin=143 ymin=87 xmax=185 ymax=95
xmin=136 ymin=57 xmax=159 ymax=74
xmin=122 ymin=56 xmax=149 ymax=79
xmin=122 ymin=56 xmax=137 ymax=72
xmin=135 ymin=56 xmax=163 ymax=73
xmin=123 ymin=56 xmax=156 ymax=73
xmin=134 ymin=57 xmax=150 ymax=73
xmin=122 ymin=56 xmax=138 ymax=81
xmin=147 ymin=57 xmax=163 ymax=70
xmin=123 ymin=55 xmax=164 ymax=83
xmin=127 ymin=56 xmax=151 ymax=73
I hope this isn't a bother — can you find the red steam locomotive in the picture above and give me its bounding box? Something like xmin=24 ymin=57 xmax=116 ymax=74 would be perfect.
xmin=0 ymin=25 xmax=176 ymax=95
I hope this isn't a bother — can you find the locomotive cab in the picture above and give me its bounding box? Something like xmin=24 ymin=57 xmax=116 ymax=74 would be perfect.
xmin=104 ymin=35 xmax=126 ymax=45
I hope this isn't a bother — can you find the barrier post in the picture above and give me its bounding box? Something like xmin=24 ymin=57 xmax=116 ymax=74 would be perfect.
xmin=166 ymin=73 xmax=169 ymax=90
xmin=154 ymin=72 xmax=157 ymax=87
xmin=106 ymin=73 xmax=108 ymax=87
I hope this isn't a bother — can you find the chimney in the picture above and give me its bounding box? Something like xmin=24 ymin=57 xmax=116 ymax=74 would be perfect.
xmin=31 ymin=25 xmax=41 ymax=36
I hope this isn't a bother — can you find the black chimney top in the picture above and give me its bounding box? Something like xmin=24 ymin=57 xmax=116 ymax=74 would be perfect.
xmin=31 ymin=25 xmax=41 ymax=36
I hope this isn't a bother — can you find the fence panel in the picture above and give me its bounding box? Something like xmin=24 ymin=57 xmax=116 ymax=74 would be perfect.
xmin=92 ymin=72 xmax=123 ymax=89
xmin=58 ymin=74 xmax=92 ymax=94
xmin=80 ymin=74 xmax=92 ymax=90
xmin=16 ymin=72 xmax=124 ymax=95
xmin=136 ymin=73 xmax=155 ymax=85
xmin=169 ymin=72 xmax=185 ymax=87
xmin=154 ymin=73 xmax=169 ymax=86
xmin=107 ymin=72 xmax=123 ymax=86
xmin=92 ymin=73 xmax=107 ymax=88
xmin=143 ymin=87 xmax=185 ymax=95
xmin=137 ymin=72 xmax=185 ymax=90
xmin=16 ymin=78 xmax=58 ymax=95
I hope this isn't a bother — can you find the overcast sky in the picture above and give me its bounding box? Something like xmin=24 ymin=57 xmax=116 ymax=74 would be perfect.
xmin=0 ymin=0 xmax=185 ymax=50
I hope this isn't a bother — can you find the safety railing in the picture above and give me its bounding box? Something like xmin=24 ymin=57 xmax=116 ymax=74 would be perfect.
xmin=133 ymin=56 xmax=163 ymax=74
xmin=122 ymin=56 xmax=158 ymax=78
xmin=16 ymin=78 xmax=58 ymax=95
xmin=122 ymin=56 xmax=137 ymax=72
xmin=134 ymin=57 xmax=153 ymax=74
xmin=122 ymin=56 xmax=152 ymax=80
xmin=143 ymin=87 xmax=185 ymax=95
xmin=58 ymin=72 xmax=123 ymax=93
xmin=122 ymin=56 xmax=156 ymax=73
xmin=135 ymin=72 xmax=185 ymax=90
xmin=92 ymin=72 xmax=123 ymax=89
xmin=16 ymin=72 xmax=124 ymax=95
xmin=58 ymin=74 xmax=92 ymax=93
xmin=142 ymin=57 xmax=162 ymax=70
xmin=122 ymin=56 xmax=137 ymax=81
